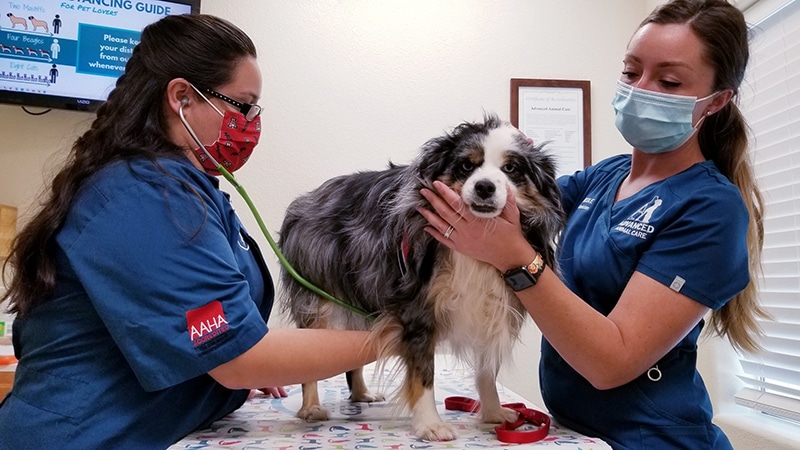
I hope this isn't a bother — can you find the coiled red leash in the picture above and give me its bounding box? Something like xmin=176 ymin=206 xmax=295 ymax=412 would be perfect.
xmin=444 ymin=396 xmax=551 ymax=443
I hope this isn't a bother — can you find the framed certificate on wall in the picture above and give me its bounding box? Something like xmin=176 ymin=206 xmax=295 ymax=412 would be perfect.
xmin=511 ymin=79 xmax=591 ymax=177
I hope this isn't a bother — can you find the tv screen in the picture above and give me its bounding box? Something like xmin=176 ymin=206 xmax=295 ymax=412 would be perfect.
xmin=1 ymin=0 xmax=200 ymax=112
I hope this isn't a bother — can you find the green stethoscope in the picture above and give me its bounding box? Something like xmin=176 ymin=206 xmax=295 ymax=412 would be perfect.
xmin=178 ymin=102 xmax=375 ymax=320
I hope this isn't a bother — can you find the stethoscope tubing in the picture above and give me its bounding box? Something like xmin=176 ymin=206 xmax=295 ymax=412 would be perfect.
xmin=178 ymin=104 xmax=375 ymax=320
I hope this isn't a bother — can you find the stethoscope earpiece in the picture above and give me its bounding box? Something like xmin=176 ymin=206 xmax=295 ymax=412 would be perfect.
xmin=181 ymin=97 xmax=189 ymax=106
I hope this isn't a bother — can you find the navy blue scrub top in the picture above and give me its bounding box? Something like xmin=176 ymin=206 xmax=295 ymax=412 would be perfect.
xmin=0 ymin=156 xmax=274 ymax=449
xmin=542 ymin=155 xmax=748 ymax=449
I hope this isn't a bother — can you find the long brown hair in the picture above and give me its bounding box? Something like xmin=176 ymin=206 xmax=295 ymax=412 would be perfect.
xmin=1 ymin=14 xmax=257 ymax=317
xmin=643 ymin=0 xmax=768 ymax=352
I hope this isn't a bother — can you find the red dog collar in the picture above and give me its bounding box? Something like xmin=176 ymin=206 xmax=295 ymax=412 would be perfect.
xmin=444 ymin=396 xmax=551 ymax=444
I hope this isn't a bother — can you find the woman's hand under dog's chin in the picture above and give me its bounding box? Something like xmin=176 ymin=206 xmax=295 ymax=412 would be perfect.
xmin=418 ymin=181 xmax=538 ymax=273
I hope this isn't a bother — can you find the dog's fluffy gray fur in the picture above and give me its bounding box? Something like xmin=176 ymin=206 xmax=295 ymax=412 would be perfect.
xmin=278 ymin=113 xmax=564 ymax=441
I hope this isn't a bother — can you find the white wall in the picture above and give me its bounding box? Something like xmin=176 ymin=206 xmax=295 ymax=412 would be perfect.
xmin=5 ymin=1 xmax=794 ymax=448
xmin=188 ymin=0 xmax=642 ymax=331
xmin=0 ymin=0 xmax=643 ymax=410
xmin=1 ymin=0 xmax=641 ymax=328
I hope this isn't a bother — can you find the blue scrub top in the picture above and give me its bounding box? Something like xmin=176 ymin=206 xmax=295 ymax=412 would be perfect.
xmin=543 ymin=155 xmax=748 ymax=449
xmin=0 ymin=156 xmax=274 ymax=449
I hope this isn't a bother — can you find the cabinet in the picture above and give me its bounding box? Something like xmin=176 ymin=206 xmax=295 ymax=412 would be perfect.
xmin=0 ymin=205 xmax=16 ymax=258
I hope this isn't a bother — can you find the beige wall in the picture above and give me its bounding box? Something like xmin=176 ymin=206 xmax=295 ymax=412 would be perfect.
xmin=2 ymin=1 xmax=795 ymax=448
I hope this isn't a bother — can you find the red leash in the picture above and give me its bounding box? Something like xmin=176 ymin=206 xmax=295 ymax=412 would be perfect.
xmin=444 ymin=396 xmax=551 ymax=444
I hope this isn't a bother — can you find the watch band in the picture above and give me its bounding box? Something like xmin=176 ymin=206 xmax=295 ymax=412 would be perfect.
xmin=525 ymin=253 xmax=545 ymax=278
xmin=502 ymin=252 xmax=545 ymax=291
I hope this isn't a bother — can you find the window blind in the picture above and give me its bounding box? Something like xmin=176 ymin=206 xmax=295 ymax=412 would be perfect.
xmin=735 ymin=0 xmax=800 ymax=422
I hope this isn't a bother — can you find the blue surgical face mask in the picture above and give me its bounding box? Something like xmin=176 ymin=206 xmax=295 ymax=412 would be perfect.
xmin=612 ymin=80 xmax=717 ymax=154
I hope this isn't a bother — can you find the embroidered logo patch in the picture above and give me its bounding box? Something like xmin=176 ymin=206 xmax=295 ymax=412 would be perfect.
xmin=186 ymin=300 xmax=230 ymax=347
xmin=614 ymin=196 xmax=663 ymax=240
xmin=578 ymin=197 xmax=596 ymax=211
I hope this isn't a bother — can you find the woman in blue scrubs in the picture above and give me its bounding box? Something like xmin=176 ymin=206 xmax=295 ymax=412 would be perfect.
xmin=0 ymin=14 xmax=375 ymax=449
xmin=420 ymin=1 xmax=765 ymax=448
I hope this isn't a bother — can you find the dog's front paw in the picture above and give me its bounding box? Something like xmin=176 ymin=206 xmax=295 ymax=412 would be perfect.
xmin=413 ymin=421 xmax=458 ymax=441
xmin=479 ymin=405 xmax=520 ymax=424
xmin=350 ymin=391 xmax=385 ymax=403
xmin=297 ymin=405 xmax=330 ymax=422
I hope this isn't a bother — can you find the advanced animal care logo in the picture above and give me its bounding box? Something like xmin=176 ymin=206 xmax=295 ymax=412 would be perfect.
xmin=186 ymin=300 xmax=230 ymax=347
xmin=615 ymin=196 xmax=662 ymax=240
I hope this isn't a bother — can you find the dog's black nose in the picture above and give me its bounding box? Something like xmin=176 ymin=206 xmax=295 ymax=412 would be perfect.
xmin=474 ymin=180 xmax=496 ymax=199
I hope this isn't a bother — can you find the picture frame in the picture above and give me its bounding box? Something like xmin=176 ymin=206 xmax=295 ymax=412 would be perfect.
xmin=511 ymin=79 xmax=591 ymax=177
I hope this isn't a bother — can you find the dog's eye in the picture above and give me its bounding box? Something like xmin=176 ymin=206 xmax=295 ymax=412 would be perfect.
xmin=461 ymin=161 xmax=474 ymax=172
xmin=502 ymin=163 xmax=518 ymax=174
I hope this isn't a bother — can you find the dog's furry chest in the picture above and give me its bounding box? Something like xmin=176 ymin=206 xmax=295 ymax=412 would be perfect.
xmin=428 ymin=250 xmax=527 ymax=364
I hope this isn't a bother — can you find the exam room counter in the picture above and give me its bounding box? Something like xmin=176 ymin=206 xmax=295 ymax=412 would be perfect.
xmin=171 ymin=358 xmax=611 ymax=449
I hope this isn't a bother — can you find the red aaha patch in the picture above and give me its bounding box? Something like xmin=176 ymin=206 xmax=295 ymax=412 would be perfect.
xmin=186 ymin=300 xmax=230 ymax=347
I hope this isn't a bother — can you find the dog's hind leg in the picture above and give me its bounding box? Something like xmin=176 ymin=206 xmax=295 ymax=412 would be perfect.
xmin=475 ymin=368 xmax=519 ymax=424
xmin=346 ymin=367 xmax=385 ymax=403
xmin=297 ymin=380 xmax=329 ymax=421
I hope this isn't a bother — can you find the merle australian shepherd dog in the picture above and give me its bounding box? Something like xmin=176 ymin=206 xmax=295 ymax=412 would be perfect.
xmin=278 ymin=113 xmax=564 ymax=441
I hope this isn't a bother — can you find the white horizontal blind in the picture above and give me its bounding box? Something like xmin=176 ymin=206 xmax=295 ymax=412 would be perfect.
xmin=736 ymin=0 xmax=800 ymax=422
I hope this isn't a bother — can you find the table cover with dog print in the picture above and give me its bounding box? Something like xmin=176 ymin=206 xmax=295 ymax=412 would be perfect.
xmin=170 ymin=361 xmax=611 ymax=449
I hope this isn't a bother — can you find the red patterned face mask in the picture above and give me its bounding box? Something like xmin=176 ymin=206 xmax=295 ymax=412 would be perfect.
xmin=192 ymin=111 xmax=261 ymax=176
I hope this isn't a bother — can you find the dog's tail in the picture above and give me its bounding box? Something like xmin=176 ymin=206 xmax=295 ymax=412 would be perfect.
xmin=367 ymin=314 xmax=404 ymax=366
xmin=364 ymin=314 xmax=414 ymax=414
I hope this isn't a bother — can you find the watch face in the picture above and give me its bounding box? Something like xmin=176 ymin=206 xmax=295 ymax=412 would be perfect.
xmin=504 ymin=269 xmax=535 ymax=291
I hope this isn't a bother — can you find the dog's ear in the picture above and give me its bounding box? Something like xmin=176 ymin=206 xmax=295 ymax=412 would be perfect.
xmin=519 ymin=142 xmax=566 ymax=269
xmin=529 ymin=145 xmax=562 ymax=205
xmin=415 ymin=134 xmax=457 ymax=184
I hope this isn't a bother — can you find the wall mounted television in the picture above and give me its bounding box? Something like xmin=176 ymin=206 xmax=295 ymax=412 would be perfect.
xmin=0 ymin=0 xmax=200 ymax=112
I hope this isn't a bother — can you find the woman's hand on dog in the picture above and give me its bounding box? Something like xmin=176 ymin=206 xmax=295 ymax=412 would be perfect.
xmin=256 ymin=386 xmax=289 ymax=398
xmin=419 ymin=181 xmax=537 ymax=273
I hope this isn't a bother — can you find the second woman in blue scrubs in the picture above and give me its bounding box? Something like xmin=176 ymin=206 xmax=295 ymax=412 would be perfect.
xmin=419 ymin=1 xmax=766 ymax=448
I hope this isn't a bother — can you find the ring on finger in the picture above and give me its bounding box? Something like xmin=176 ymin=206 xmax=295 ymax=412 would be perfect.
xmin=443 ymin=225 xmax=455 ymax=239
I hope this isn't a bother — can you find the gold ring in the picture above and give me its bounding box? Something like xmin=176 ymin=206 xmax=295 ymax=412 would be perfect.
xmin=443 ymin=225 xmax=455 ymax=239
